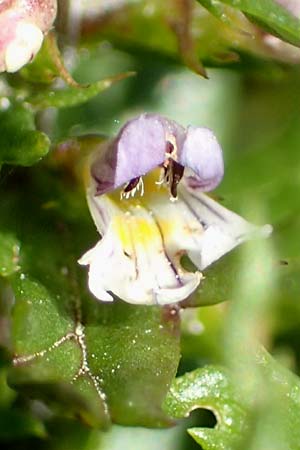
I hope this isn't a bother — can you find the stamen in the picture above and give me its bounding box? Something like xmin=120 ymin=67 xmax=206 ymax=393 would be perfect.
xmin=155 ymin=165 xmax=168 ymax=186
xmin=124 ymin=177 xmax=140 ymax=193
xmin=166 ymin=159 xmax=184 ymax=199
xmin=155 ymin=147 xmax=185 ymax=198
xmin=165 ymin=141 xmax=175 ymax=158
xmin=139 ymin=177 xmax=144 ymax=196
xmin=165 ymin=135 xmax=178 ymax=159
xmin=121 ymin=176 xmax=144 ymax=200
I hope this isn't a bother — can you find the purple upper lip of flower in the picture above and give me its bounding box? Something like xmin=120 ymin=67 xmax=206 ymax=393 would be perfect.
xmin=91 ymin=113 xmax=224 ymax=195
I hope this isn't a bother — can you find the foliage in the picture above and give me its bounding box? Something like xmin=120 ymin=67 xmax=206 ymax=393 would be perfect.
xmin=1 ymin=0 xmax=300 ymax=449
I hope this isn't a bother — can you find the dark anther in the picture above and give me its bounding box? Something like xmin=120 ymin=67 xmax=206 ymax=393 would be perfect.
xmin=169 ymin=159 xmax=184 ymax=198
xmin=166 ymin=141 xmax=175 ymax=154
xmin=124 ymin=176 xmax=140 ymax=193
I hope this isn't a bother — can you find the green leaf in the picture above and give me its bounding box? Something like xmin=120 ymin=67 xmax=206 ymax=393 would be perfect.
xmin=0 ymin=407 xmax=46 ymax=440
xmin=197 ymin=0 xmax=231 ymax=23
xmin=217 ymin=0 xmax=300 ymax=46
xmin=0 ymin=103 xmax=50 ymax=167
xmin=0 ymin=233 xmax=20 ymax=278
xmin=78 ymin=0 xmax=296 ymax=74
xmin=182 ymin=242 xmax=257 ymax=307
xmin=26 ymin=72 xmax=135 ymax=109
xmin=163 ymin=366 xmax=247 ymax=450
xmin=1 ymin=169 xmax=180 ymax=428
xmin=164 ymin=346 xmax=300 ymax=449
xmin=21 ymin=32 xmax=136 ymax=110
xmin=78 ymin=0 xmax=239 ymax=74
xmin=0 ymin=370 xmax=46 ymax=440
xmin=252 ymin=346 xmax=300 ymax=450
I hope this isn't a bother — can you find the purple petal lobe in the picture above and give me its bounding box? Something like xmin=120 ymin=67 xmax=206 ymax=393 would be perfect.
xmin=91 ymin=114 xmax=184 ymax=195
xmin=180 ymin=127 xmax=224 ymax=192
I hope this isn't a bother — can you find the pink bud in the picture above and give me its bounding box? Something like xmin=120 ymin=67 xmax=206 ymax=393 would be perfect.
xmin=0 ymin=0 xmax=57 ymax=72
xmin=275 ymin=0 xmax=300 ymax=17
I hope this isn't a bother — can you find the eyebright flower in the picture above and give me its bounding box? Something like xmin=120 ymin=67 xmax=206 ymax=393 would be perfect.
xmin=0 ymin=0 xmax=57 ymax=73
xmin=79 ymin=113 xmax=272 ymax=305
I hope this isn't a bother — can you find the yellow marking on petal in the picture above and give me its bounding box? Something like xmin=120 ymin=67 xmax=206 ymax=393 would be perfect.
xmin=106 ymin=167 xmax=190 ymax=253
xmin=111 ymin=212 xmax=176 ymax=260
xmin=112 ymin=216 xmax=133 ymax=252
xmin=112 ymin=215 xmax=156 ymax=248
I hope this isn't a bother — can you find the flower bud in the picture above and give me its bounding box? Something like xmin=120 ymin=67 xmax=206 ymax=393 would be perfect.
xmin=0 ymin=0 xmax=57 ymax=72
xmin=276 ymin=0 xmax=300 ymax=17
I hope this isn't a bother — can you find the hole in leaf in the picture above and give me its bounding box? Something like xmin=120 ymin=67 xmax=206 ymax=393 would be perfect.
xmin=181 ymin=408 xmax=217 ymax=450
xmin=188 ymin=407 xmax=217 ymax=428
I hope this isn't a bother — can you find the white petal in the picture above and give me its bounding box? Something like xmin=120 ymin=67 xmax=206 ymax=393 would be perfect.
xmin=143 ymin=175 xmax=272 ymax=271
xmin=79 ymin=239 xmax=115 ymax=302
xmin=79 ymin=194 xmax=201 ymax=305
xmin=179 ymin=182 xmax=272 ymax=270
xmin=5 ymin=21 xmax=43 ymax=72
xmin=80 ymin=169 xmax=271 ymax=305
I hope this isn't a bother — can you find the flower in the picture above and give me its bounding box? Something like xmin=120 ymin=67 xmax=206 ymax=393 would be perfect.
xmin=79 ymin=113 xmax=272 ymax=305
xmin=261 ymin=1 xmax=300 ymax=63
xmin=0 ymin=0 xmax=57 ymax=73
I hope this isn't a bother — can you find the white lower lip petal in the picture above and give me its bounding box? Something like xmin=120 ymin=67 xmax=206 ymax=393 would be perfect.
xmin=5 ymin=21 xmax=43 ymax=72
